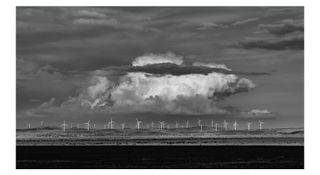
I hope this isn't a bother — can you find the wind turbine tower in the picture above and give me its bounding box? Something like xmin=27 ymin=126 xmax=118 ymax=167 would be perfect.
xmin=186 ymin=120 xmax=189 ymax=128
xmin=136 ymin=118 xmax=142 ymax=129
xmin=215 ymin=123 xmax=218 ymax=132
xmin=121 ymin=123 xmax=125 ymax=130
xmin=159 ymin=121 xmax=165 ymax=130
xmin=28 ymin=123 xmax=31 ymax=129
xmin=233 ymin=120 xmax=239 ymax=131
xmin=84 ymin=120 xmax=90 ymax=131
xmin=198 ymin=119 xmax=202 ymax=127
xmin=109 ymin=118 xmax=115 ymax=129
xmin=247 ymin=122 xmax=253 ymax=131
xmin=151 ymin=121 xmax=154 ymax=129
xmin=60 ymin=120 xmax=67 ymax=132
xmin=259 ymin=120 xmax=264 ymax=131
xmin=223 ymin=120 xmax=228 ymax=130
xmin=175 ymin=121 xmax=179 ymax=129
xmin=211 ymin=120 xmax=214 ymax=128
xmin=40 ymin=121 xmax=44 ymax=127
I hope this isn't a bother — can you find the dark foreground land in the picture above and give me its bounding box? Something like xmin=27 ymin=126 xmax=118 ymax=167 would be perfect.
xmin=17 ymin=145 xmax=304 ymax=169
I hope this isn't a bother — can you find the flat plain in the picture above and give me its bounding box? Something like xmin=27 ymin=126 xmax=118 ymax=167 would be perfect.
xmin=16 ymin=127 xmax=304 ymax=146
xmin=16 ymin=127 xmax=304 ymax=169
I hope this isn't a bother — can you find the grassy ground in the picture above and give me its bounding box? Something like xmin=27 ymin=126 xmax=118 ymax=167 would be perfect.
xmin=16 ymin=127 xmax=304 ymax=146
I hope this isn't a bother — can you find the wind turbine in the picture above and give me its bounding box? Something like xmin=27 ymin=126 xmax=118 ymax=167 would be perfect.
xmin=198 ymin=119 xmax=202 ymax=127
xmin=121 ymin=123 xmax=125 ymax=130
xmin=109 ymin=118 xmax=115 ymax=129
xmin=136 ymin=118 xmax=142 ymax=129
xmin=159 ymin=121 xmax=165 ymax=130
xmin=151 ymin=121 xmax=154 ymax=129
xmin=186 ymin=120 xmax=189 ymax=128
xmin=259 ymin=120 xmax=264 ymax=131
xmin=211 ymin=120 xmax=214 ymax=128
xmin=60 ymin=120 xmax=67 ymax=132
xmin=247 ymin=122 xmax=253 ymax=131
xmin=233 ymin=120 xmax=239 ymax=131
xmin=223 ymin=120 xmax=228 ymax=130
xmin=28 ymin=123 xmax=31 ymax=129
xmin=215 ymin=123 xmax=218 ymax=132
xmin=175 ymin=121 xmax=179 ymax=129
xmin=200 ymin=124 xmax=203 ymax=132
xmin=40 ymin=121 xmax=44 ymax=127
xmin=84 ymin=120 xmax=90 ymax=131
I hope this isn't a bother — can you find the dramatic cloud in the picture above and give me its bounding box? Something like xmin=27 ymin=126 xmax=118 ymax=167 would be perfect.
xmin=258 ymin=19 xmax=304 ymax=36
xmin=132 ymin=52 xmax=183 ymax=66
xmin=236 ymin=35 xmax=304 ymax=50
xmin=67 ymin=71 xmax=256 ymax=113
xmin=25 ymin=52 xmax=275 ymax=118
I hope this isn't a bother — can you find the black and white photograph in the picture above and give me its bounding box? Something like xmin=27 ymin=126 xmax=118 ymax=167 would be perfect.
xmin=15 ymin=6 xmax=304 ymax=169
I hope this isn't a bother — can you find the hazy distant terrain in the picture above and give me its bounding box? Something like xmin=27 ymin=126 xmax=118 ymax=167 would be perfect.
xmin=16 ymin=127 xmax=303 ymax=146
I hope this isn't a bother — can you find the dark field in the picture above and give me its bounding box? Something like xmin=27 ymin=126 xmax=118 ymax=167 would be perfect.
xmin=16 ymin=145 xmax=304 ymax=169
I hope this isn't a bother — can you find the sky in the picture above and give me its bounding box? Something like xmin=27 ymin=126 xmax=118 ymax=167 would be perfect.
xmin=16 ymin=7 xmax=304 ymax=129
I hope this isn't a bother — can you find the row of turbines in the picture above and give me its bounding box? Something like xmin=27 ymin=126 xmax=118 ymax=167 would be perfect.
xmin=27 ymin=119 xmax=265 ymax=132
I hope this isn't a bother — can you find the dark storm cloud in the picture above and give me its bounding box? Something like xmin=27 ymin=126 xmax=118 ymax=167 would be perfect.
xmin=235 ymin=35 xmax=304 ymax=50
xmin=258 ymin=19 xmax=304 ymax=36
xmin=130 ymin=63 xmax=232 ymax=75
xmin=127 ymin=63 xmax=269 ymax=76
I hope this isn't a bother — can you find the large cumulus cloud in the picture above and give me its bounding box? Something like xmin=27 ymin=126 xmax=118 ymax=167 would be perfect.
xmin=26 ymin=52 xmax=273 ymax=118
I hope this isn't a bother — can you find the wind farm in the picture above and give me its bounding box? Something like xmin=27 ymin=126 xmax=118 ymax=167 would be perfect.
xmin=16 ymin=119 xmax=303 ymax=146
xmin=16 ymin=118 xmax=304 ymax=169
